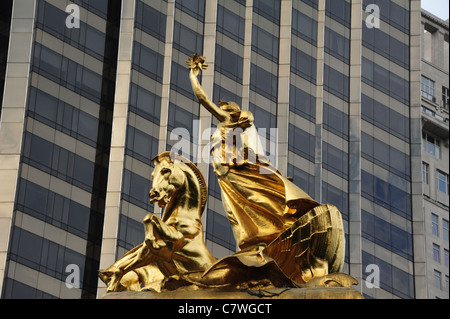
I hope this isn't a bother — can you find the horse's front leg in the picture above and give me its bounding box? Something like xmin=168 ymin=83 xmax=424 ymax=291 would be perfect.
xmin=143 ymin=214 xmax=184 ymax=257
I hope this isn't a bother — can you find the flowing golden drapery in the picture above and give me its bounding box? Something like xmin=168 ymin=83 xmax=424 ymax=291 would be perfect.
xmin=210 ymin=117 xmax=321 ymax=249
xmin=208 ymin=115 xmax=345 ymax=283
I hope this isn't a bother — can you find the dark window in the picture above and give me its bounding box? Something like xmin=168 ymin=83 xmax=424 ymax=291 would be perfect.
xmin=21 ymin=179 xmax=48 ymax=217
xmin=208 ymin=165 xmax=222 ymax=199
xmin=373 ymin=63 xmax=390 ymax=92
xmin=361 ymin=132 xmax=373 ymax=158
xmin=392 ymin=72 xmax=410 ymax=103
xmin=375 ymin=216 xmax=391 ymax=247
xmin=248 ymin=103 xmax=277 ymax=158
xmin=362 ymin=0 xmax=409 ymax=33
xmin=22 ymin=132 xmax=102 ymax=193
xmin=126 ymin=126 xmax=159 ymax=165
xmin=323 ymin=103 xmax=348 ymax=139
xmin=361 ymin=57 xmax=373 ymax=82
xmin=361 ymin=132 xmax=410 ymax=180
xmin=443 ymin=86 xmax=449 ymax=110
xmin=73 ymin=156 xmax=95 ymax=189
xmin=374 ymin=138 xmax=389 ymax=164
xmin=361 ymin=94 xmax=409 ymax=142
xmin=324 ymin=65 xmax=349 ymax=101
xmin=135 ymin=1 xmax=166 ymax=41
xmin=362 ymin=251 xmax=414 ymax=298
xmin=292 ymin=9 xmax=317 ymax=44
xmin=2 ymin=278 xmax=58 ymax=299
xmin=437 ymin=170 xmax=449 ymax=195
xmin=361 ymin=170 xmax=411 ymax=219
xmin=36 ymin=1 xmax=108 ymax=61
xmin=252 ymin=25 xmax=279 ymax=62
xmin=118 ymin=214 xmax=145 ymax=250
xmin=362 ymin=58 xmax=409 ymax=104
xmin=361 ymin=210 xmax=374 ymax=240
xmin=388 ymin=1 xmax=409 ymax=32
xmin=389 ymin=148 xmax=408 ymax=177
xmin=326 ymin=0 xmax=350 ymax=27
xmin=122 ymin=170 xmax=153 ymax=211
xmin=33 ymin=44 xmax=107 ymax=103
xmin=36 ymin=44 xmax=62 ymax=79
xmin=175 ymin=0 xmax=205 ymax=21
xmin=290 ymin=85 xmax=316 ymax=122
xmin=8 ymin=226 xmax=87 ymax=287
xmin=129 ymin=83 xmax=161 ymax=124
xmin=288 ymin=124 xmax=314 ymax=162
xmin=171 ymin=62 xmax=195 ymax=99
xmin=322 ymin=182 xmax=348 ymax=220
xmin=27 ymin=88 xmax=104 ymax=147
xmin=250 ymin=64 xmax=278 ymax=102
xmin=301 ymin=0 xmax=318 ymax=9
xmin=390 ymin=186 xmax=408 ymax=216
xmin=213 ymin=85 xmax=242 ymax=106
xmin=68 ymin=201 xmax=90 ymax=234
xmin=85 ymin=25 xmax=106 ymax=56
xmin=363 ymin=26 xmax=409 ymax=68
xmin=323 ymin=142 xmax=348 ymax=178
xmin=173 ymin=21 xmax=203 ymax=56
xmin=361 ymin=170 xmax=374 ymax=197
xmin=373 ymin=102 xmax=389 ymax=126
xmin=217 ymin=5 xmax=245 ymax=44
xmin=215 ymin=45 xmax=243 ymax=82
xmin=71 ymin=0 xmax=109 ymax=19
xmin=375 ymin=175 xmax=389 ymax=203
xmin=253 ymin=0 xmax=280 ymax=23
xmin=81 ymin=68 xmax=102 ymax=98
xmin=363 ymin=208 xmax=412 ymax=260
xmin=325 ymin=27 xmax=349 ymax=63
xmin=206 ymin=209 xmax=236 ymax=251
xmin=248 ymin=103 xmax=276 ymax=130
xmin=37 ymin=0 xmax=64 ymax=34
xmin=422 ymin=132 xmax=441 ymax=159
xmin=291 ymin=47 xmax=316 ymax=83
xmin=27 ymin=134 xmax=54 ymax=169
xmin=420 ymin=75 xmax=434 ymax=101
xmin=167 ymin=104 xmax=198 ymax=135
xmin=11 ymin=227 xmax=43 ymax=268
xmin=78 ymin=111 xmax=98 ymax=142
xmin=16 ymin=179 xmax=94 ymax=239
xmin=132 ymin=42 xmax=164 ymax=82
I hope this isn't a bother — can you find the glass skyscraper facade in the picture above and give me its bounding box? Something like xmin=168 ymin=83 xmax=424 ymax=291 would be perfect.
xmin=0 ymin=0 xmax=432 ymax=299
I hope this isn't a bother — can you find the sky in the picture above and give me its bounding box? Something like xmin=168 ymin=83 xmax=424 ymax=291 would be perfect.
xmin=421 ymin=0 xmax=449 ymax=21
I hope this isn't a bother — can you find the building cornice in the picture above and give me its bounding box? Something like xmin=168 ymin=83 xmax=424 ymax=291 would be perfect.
xmin=421 ymin=9 xmax=449 ymax=32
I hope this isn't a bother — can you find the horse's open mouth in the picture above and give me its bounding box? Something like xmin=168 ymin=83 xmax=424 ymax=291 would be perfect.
xmin=150 ymin=194 xmax=170 ymax=208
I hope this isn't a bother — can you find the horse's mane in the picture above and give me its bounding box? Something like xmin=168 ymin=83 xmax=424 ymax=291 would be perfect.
xmin=153 ymin=151 xmax=208 ymax=214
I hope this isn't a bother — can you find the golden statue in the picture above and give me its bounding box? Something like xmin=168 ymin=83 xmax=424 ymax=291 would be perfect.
xmin=98 ymin=54 xmax=356 ymax=293
xmin=186 ymin=54 xmax=346 ymax=284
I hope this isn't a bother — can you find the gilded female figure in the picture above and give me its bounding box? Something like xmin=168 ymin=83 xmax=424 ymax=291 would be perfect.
xmin=187 ymin=54 xmax=321 ymax=250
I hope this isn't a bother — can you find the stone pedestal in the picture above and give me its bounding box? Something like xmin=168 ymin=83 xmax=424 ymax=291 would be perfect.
xmin=100 ymin=286 xmax=363 ymax=299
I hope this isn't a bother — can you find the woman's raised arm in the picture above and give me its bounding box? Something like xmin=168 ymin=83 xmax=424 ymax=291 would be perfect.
xmin=187 ymin=54 xmax=229 ymax=122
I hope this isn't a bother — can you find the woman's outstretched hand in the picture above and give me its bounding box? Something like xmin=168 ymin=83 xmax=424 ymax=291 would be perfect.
xmin=186 ymin=54 xmax=208 ymax=75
